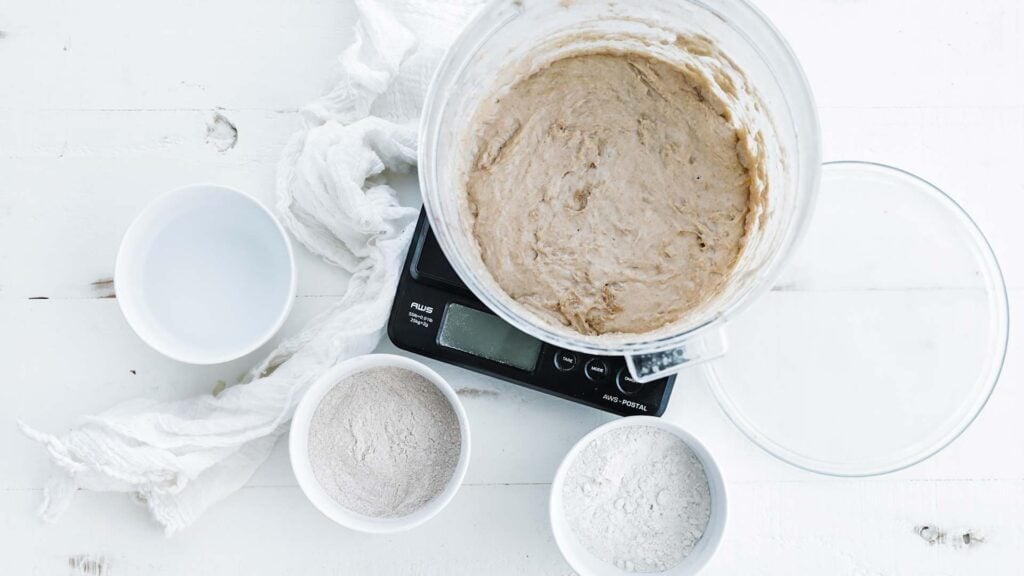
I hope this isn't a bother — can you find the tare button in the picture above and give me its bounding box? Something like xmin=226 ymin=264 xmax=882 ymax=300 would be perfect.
xmin=553 ymin=350 xmax=579 ymax=372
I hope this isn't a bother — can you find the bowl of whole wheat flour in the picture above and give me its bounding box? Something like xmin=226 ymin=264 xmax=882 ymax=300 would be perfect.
xmin=290 ymin=354 xmax=471 ymax=533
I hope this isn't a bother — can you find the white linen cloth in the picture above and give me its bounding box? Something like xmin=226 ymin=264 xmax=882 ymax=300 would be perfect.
xmin=19 ymin=0 xmax=484 ymax=535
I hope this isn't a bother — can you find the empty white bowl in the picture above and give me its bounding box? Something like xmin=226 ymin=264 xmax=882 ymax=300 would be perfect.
xmin=290 ymin=354 xmax=472 ymax=533
xmin=550 ymin=417 xmax=727 ymax=576
xmin=115 ymin=184 xmax=296 ymax=364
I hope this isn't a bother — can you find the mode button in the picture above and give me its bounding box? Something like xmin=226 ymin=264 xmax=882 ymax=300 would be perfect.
xmin=584 ymin=359 xmax=610 ymax=382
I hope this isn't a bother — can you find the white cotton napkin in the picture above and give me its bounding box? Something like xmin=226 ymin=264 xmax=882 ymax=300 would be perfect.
xmin=19 ymin=0 xmax=485 ymax=535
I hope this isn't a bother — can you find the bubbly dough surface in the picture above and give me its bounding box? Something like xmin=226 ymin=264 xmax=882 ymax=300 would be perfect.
xmin=466 ymin=52 xmax=752 ymax=335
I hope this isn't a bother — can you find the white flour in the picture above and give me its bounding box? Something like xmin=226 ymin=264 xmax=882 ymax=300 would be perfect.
xmin=308 ymin=367 xmax=461 ymax=518
xmin=563 ymin=426 xmax=711 ymax=573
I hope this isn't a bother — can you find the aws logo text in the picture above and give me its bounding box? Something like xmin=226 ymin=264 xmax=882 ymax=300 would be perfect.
xmin=410 ymin=302 xmax=434 ymax=314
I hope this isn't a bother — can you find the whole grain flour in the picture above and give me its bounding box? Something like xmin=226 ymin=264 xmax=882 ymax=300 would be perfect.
xmin=308 ymin=367 xmax=461 ymax=518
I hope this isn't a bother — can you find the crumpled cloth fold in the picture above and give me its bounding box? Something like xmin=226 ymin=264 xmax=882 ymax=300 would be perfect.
xmin=19 ymin=0 xmax=483 ymax=535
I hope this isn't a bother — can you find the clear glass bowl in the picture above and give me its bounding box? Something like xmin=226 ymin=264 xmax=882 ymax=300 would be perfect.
xmin=419 ymin=0 xmax=822 ymax=381
xmin=705 ymin=162 xmax=1010 ymax=476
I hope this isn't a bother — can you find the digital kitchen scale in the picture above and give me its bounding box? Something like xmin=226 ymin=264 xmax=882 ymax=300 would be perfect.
xmin=387 ymin=209 xmax=675 ymax=416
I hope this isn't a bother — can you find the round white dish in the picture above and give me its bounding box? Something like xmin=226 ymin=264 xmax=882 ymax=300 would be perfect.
xmin=550 ymin=416 xmax=727 ymax=576
xmin=289 ymin=354 xmax=472 ymax=533
xmin=115 ymin=184 xmax=295 ymax=364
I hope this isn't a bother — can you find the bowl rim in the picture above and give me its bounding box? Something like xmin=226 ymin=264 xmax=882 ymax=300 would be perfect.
xmin=289 ymin=353 xmax=472 ymax=534
xmin=114 ymin=183 xmax=297 ymax=365
xmin=418 ymin=0 xmax=823 ymax=358
xmin=549 ymin=416 xmax=728 ymax=576
xmin=705 ymin=160 xmax=1012 ymax=477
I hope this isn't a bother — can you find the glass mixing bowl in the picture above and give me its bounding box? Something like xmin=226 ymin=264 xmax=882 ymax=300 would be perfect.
xmin=419 ymin=0 xmax=821 ymax=382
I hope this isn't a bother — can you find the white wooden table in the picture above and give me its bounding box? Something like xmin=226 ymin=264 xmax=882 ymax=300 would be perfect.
xmin=2 ymin=1 xmax=1021 ymax=574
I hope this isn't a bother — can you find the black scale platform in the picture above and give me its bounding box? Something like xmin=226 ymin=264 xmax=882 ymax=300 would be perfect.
xmin=387 ymin=209 xmax=675 ymax=417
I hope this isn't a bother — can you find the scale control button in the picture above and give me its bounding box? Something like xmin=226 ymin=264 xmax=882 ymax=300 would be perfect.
xmin=554 ymin=351 xmax=579 ymax=372
xmin=584 ymin=359 xmax=610 ymax=381
xmin=616 ymin=368 xmax=645 ymax=396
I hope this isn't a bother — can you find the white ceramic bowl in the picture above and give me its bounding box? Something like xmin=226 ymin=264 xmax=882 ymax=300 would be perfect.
xmin=115 ymin=184 xmax=296 ymax=364
xmin=550 ymin=416 xmax=727 ymax=576
xmin=290 ymin=354 xmax=472 ymax=533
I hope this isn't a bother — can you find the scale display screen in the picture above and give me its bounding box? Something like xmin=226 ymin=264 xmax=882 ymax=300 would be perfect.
xmin=438 ymin=303 xmax=542 ymax=371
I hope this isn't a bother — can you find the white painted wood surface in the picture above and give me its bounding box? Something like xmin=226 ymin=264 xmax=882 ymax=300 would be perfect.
xmin=1 ymin=0 xmax=1021 ymax=573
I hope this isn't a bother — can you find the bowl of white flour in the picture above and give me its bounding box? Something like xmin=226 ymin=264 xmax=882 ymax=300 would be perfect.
xmin=290 ymin=354 xmax=471 ymax=533
xmin=551 ymin=417 xmax=726 ymax=575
